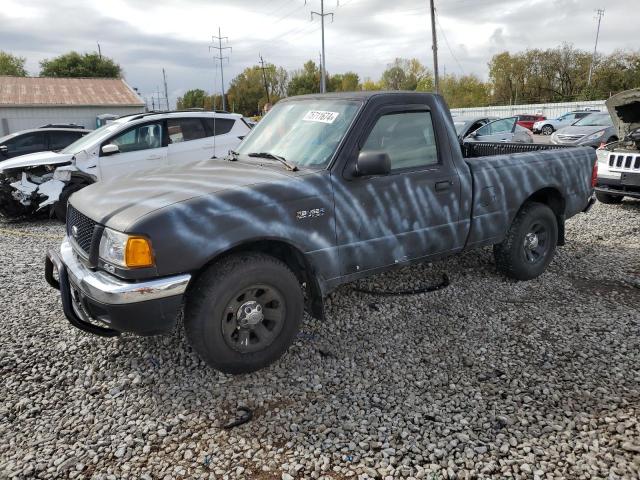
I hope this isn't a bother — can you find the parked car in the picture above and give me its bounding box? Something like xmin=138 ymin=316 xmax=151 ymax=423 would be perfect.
xmin=0 ymin=127 xmax=90 ymax=160
xmin=515 ymin=114 xmax=546 ymax=131
xmin=551 ymin=112 xmax=617 ymax=148
xmin=533 ymin=109 xmax=599 ymax=135
xmin=453 ymin=116 xmax=497 ymax=140
xmin=594 ymin=88 xmax=640 ymax=204
xmin=464 ymin=116 xmax=534 ymax=143
xmin=45 ymin=91 xmax=596 ymax=374
xmin=0 ymin=111 xmax=249 ymax=220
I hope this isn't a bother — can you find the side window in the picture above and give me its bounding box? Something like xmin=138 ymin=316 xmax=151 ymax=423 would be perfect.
xmin=203 ymin=118 xmax=235 ymax=136
xmin=477 ymin=117 xmax=516 ymax=135
xmin=7 ymin=132 xmax=46 ymax=151
xmin=109 ymin=122 xmax=164 ymax=153
xmin=49 ymin=131 xmax=83 ymax=151
xmin=167 ymin=118 xmax=207 ymax=144
xmin=362 ymin=111 xmax=438 ymax=171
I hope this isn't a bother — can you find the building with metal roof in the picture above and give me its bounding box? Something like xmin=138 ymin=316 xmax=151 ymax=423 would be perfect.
xmin=0 ymin=76 xmax=146 ymax=134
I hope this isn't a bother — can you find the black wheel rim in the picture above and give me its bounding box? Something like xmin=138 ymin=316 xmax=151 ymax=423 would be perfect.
xmin=220 ymin=284 xmax=286 ymax=353
xmin=522 ymin=222 xmax=549 ymax=264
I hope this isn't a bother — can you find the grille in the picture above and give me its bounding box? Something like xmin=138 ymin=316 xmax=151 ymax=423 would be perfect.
xmin=556 ymin=134 xmax=584 ymax=142
xmin=608 ymin=153 xmax=640 ymax=172
xmin=67 ymin=205 xmax=97 ymax=255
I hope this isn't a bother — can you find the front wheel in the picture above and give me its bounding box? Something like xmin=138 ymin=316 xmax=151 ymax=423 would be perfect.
xmin=596 ymin=191 xmax=624 ymax=204
xmin=494 ymin=202 xmax=558 ymax=281
xmin=541 ymin=125 xmax=554 ymax=135
xmin=185 ymin=253 xmax=303 ymax=374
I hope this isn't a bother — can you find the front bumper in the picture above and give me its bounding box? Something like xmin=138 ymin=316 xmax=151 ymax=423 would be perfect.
xmin=45 ymin=239 xmax=191 ymax=336
xmin=596 ymin=173 xmax=640 ymax=199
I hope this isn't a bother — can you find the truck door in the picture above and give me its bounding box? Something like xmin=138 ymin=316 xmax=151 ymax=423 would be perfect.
xmin=333 ymin=105 xmax=465 ymax=276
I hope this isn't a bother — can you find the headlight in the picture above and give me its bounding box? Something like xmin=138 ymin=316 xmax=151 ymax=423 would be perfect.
xmin=583 ymin=129 xmax=606 ymax=142
xmin=98 ymin=228 xmax=154 ymax=268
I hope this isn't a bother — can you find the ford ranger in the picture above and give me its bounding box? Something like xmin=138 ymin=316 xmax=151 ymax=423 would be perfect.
xmin=45 ymin=92 xmax=597 ymax=374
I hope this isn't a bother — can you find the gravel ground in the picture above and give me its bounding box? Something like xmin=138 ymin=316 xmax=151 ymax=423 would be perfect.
xmin=1 ymin=200 xmax=639 ymax=480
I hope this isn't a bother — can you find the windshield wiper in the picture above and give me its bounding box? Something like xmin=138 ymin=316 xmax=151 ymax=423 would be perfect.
xmin=247 ymin=152 xmax=298 ymax=171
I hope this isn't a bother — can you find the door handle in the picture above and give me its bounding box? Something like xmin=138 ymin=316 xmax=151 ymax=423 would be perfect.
xmin=435 ymin=180 xmax=452 ymax=192
xmin=146 ymin=155 xmax=162 ymax=160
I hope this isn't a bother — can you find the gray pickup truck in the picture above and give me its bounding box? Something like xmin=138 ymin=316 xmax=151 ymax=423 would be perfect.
xmin=45 ymin=92 xmax=597 ymax=374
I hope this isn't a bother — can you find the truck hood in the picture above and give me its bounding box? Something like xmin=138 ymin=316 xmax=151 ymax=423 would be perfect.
xmin=606 ymin=88 xmax=640 ymax=139
xmin=70 ymin=159 xmax=305 ymax=231
xmin=0 ymin=150 xmax=73 ymax=173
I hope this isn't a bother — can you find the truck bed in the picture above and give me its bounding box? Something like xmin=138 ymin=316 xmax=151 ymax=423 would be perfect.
xmin=462 ymin=141 xmax=577 ymax=158
xmin=463 ymin=146 xmax=596 ymax=248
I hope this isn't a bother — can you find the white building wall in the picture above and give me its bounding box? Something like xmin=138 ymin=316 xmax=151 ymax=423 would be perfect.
xmin=450 ymin=100 xmax=607 ymax=119
xmin=0 ymin=106 xmax=145 ymax=134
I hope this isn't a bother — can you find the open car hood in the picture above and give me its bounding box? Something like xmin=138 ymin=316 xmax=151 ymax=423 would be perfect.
xmin=606 ymin=88 xmax=640 ymax=140
xmin=0 ymin=150 xmax=72 ymax=174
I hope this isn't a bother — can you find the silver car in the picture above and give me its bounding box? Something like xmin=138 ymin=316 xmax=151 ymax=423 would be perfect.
xmin=464 ymin=116 xmax=534 ymax=144
xmin=550 ymin=112 xmax=618 ymax=148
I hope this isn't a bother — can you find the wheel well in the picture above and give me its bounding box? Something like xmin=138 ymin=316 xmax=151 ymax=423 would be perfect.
xmin=523 ymin=187 xmax=566 ymax=245
xmin=194 ymin=240 xmax=325 ymax=320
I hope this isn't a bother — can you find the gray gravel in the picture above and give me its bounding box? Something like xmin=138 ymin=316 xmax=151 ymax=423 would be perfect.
xmin=1 ymin=199 xmax=639 ymax=480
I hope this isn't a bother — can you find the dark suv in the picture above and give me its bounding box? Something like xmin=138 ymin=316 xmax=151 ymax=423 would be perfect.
xmin=0 ymin=127 xmax=90 ymax=160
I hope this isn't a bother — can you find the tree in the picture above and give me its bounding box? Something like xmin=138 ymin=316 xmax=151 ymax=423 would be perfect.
xmin=328 ymin=72 xmax=360 ymax=92
xmin=380 ymin=58 xmax=432 ymax=91
xmin=439 ymin=74 xmax=490 ymax=108
xmin=227 ymin=64 xmax=289 ymax=116
xmin=176 ymin=89 xmax=208 ymax=109
xmin=0 ymin=51 xmax=27 ymax=76
xmin=39 ymin=51 xmax=121 ymax=78
xmin=361 ymin=78 xmax=382 ymax=91
xmin=287 ymin=60 xmax=321 ymax=96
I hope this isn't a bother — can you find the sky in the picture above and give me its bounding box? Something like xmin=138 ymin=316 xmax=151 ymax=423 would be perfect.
xmin=0 ymin=0 xmax=637 ymax=107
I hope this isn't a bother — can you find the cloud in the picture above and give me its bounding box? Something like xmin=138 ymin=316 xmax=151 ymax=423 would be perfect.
xmin=0 ymin=0 xmax=636 ymax=107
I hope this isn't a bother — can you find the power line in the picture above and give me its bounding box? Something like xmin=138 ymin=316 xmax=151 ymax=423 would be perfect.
xmin=587 ymin=8 xmax=605 ymax=87
xmin=435 ymin=12 xmax=465 ymax=76
xmin=310 ymin=1 xmax=337 ymax=93
xmin=209 ymin=27 xmax=232 ymax=111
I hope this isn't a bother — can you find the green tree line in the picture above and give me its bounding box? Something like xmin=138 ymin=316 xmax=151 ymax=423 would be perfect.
xmin=0 ymin=50 xmax=121 ymax=78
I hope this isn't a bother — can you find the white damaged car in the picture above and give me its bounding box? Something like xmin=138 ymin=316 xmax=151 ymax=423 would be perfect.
xmin=0 ymin=110 xmax=250 ymax=220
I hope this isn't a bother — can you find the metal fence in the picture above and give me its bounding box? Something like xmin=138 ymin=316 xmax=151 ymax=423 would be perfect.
xmin=450 ymin=100 xmax=607 ymax=119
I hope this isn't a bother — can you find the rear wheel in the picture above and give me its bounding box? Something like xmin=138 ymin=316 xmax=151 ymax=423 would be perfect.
xmin=541 ymin=125 xmax=554 ymax=135
xmin=54 ymin=183 xmax=87 ymax=222
xmin=494 ymin=202 xmax=558 ymax=281
xmin=185 ymin=253 xmax=303 ymax=374
xmin=596 ymin=191 xmax=624 ymax=204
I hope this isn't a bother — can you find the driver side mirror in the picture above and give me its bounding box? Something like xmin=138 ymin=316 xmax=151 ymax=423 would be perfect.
xmin=101 ymin=143 xmax=119 ymax=156
xmin=354 ymin=150 xmax=391 ymax=177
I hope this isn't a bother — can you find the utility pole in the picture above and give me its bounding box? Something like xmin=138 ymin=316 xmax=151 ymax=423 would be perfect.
xmin=311 ymin=1 xmax=336 ymax=93
xmin=97 ymin=42 xmax=102 ymax=59
xmin=162 ymin=68 xmax=169 ymax=111
xmin=209 ymin=27 xmax=232 ymax=111
xmin=259 ymin=54 xmax=271 ymax=105
xmin=587 ymin=8 xmax=605 ymax=87
xmin=429 ymin=0 xmax=439 ymax=93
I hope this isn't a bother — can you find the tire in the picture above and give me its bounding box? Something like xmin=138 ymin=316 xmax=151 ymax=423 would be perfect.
xmin=596 ymin=191 xmax=624 ymax=204
xmin=494 ymin=202 xmax=558 ymax=281
xmin=184 ymin=253 xmax=303 ymax=374
xmin=541 ymin=125 xmax=554 ymax=135
xmin=54 ymin=183 xmax=87 ymax=222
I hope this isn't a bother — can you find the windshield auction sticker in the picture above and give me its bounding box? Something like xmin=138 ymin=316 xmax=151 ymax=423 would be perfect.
xmin=303 ymin=111 xmax=340 ymax=124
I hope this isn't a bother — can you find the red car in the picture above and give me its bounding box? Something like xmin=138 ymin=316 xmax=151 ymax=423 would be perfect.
xmin=516 ymin=114 xmax=546 ymax=131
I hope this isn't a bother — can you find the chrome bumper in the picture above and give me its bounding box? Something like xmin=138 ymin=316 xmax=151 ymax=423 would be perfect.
xmin=55 ymin=238 xmax=191 ymax=305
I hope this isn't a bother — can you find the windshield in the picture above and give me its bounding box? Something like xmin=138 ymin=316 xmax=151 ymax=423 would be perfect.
xmin=573 ymin=113 xmax=612 ymax=127
xmin=60 ymin=122 xmax=123 ymax=154
xmin=454 ymin=121 xmax=467 ymax=134
xmin=236 ymin=99 xmax=362 ymax=168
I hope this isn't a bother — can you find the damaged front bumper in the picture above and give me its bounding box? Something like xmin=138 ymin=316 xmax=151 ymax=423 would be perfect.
xmin=45 ymin=238 xmax=191 ymax=336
